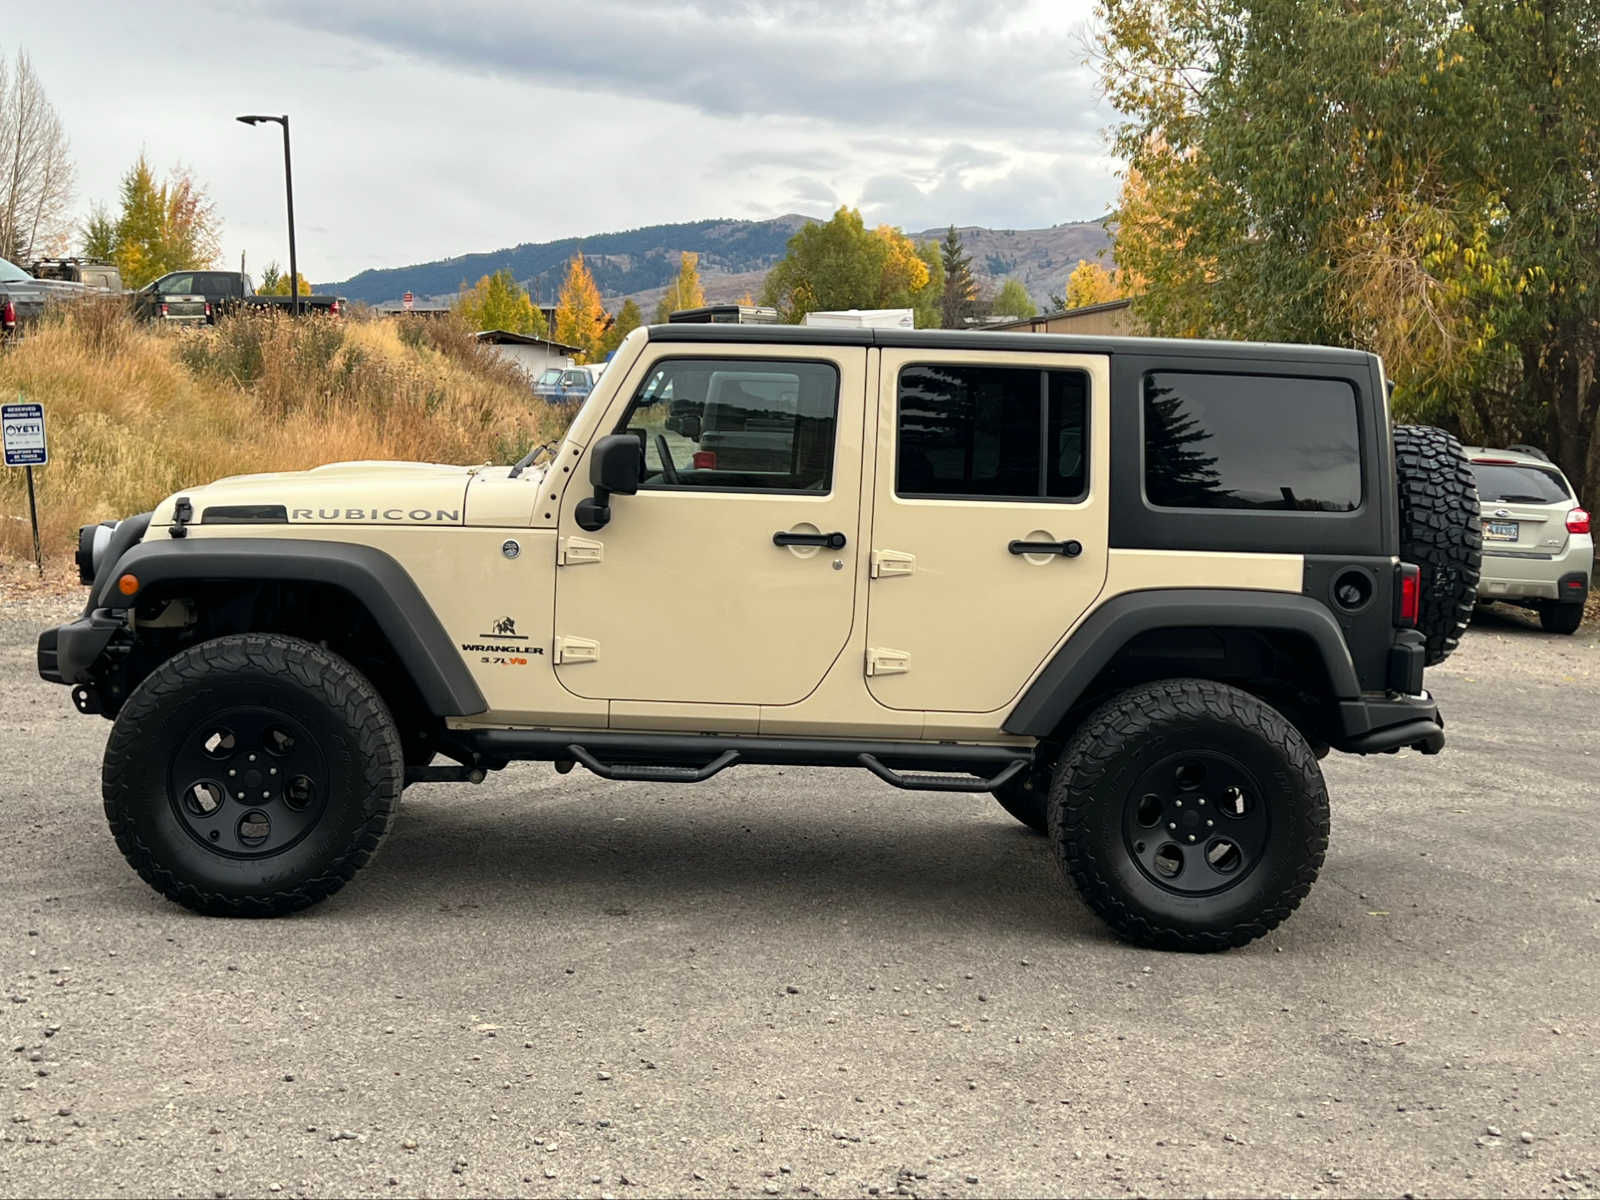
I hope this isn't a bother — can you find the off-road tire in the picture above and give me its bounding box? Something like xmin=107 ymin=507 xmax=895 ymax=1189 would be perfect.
xmin=1393 ymin=424 xmax=1482 ymax=665
xmin=992 ymin=774 xmax=1049 ymax=834
xmin=102 ymin=633 xmax=403 ymax=916
xmin=1540 ymin=600 xmax=1585 ymax=635
xmin=1049 ymin=679 xmax=1330 ymax=952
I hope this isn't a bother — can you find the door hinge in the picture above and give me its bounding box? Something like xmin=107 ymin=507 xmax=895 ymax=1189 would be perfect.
xmin=558 ymin=536 xmax=604 ymax=566
xmin=869 ymin=549 xmax=915 ymax=579
xmin=554 ymin=635 xmax=599 ymax=664
xmin=866 ymin=647 xmax=910 ymax=677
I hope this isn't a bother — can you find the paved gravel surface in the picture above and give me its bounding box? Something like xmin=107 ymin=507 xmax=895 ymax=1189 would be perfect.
xmin=2 ymin=595 xmax=1597 ymax=1199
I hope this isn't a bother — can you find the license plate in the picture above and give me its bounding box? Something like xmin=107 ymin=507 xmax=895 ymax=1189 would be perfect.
xmin=1485 ymin=520 xmax=1519 ymax=541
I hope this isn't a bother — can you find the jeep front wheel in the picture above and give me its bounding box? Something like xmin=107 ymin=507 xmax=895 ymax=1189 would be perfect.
xmin=1050 ymin=679 xmax=1329 ymax=952
xmin=102 ymin=633 xmax=403 ymax=916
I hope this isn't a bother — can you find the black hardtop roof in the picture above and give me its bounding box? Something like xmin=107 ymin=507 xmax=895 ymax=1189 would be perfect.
xmin=646 ymin=321 xmax=1376 ymax=367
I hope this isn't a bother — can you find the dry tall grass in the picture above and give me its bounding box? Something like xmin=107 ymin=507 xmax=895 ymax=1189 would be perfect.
xmin=0 ymin=302 xmax=565 ymax=561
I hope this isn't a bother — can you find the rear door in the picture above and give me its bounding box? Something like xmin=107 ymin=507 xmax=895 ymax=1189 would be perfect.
xmin=864 ymin=348 xmax=1110 ymax=713
xmin=1471 ymin=458 xmax=1574 ymax=556
xmin=553 ymin=345 xmax=866 ymax=706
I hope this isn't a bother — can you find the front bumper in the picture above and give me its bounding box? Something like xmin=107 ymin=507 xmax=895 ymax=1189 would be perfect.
xmin=37 ymin=610 xmax=125 ymax=687
xmin=1334 ymin=691 xmax=1445 ymax=755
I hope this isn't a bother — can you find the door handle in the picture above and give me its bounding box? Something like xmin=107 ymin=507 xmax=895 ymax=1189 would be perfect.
xmin=1008 ymin=539 xmax=1082 ymax=558
xmin=773 ymin=530 xmax=847 ymax=549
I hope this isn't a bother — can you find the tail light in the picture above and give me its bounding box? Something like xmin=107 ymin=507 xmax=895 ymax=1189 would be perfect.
xmin=159 ymin=301 xmax=169 ymax=317
xmin=692 ymin=450 xmax=718 ymax=470
xmin=204 ymin=302 xmax=212 ymax=320
xmin=329 ymin=300 xmax=340 ymax=316
xmin=1567 ymin=508 xmax=1591 ymax=535
xmin=1 ymin=298 xmax=14 ymax=330
xmin=1396 ymin=563 xmax=1421 ymax=627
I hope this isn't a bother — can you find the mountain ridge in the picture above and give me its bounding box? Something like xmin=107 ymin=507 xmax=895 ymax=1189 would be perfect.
xmin=321 ymin=214 xmax=1113 ymax=311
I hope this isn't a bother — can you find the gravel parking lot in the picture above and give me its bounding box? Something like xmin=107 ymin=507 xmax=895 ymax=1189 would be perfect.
xmin=3 ymin=589 xmax=1597 ymax=1199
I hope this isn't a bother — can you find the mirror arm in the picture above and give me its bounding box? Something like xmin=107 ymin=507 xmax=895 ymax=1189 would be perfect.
xmin=574 ymin=486 xmax=612 ymax=532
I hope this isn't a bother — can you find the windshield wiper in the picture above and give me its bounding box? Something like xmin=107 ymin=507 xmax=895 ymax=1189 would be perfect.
xmin=508 ymin=440 xmax=557 ymax=480
xmin=1488 ymin=493 xmax=1556 ymax=504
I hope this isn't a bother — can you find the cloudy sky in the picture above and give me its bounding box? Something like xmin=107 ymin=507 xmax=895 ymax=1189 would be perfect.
xmin=9 ymin=0 xmax=1115 ymax=283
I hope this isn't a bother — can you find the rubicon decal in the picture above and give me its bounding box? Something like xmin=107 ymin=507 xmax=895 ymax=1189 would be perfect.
xmin=460 ymin=616 xmax=543 ymax=662
xmin=289 ymin=507 xmax=462 ymax=523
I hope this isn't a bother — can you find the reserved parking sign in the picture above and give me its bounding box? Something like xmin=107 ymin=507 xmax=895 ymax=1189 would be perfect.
xmin=3 ymin=400 xmax=46 ymax=464
xmin=3 ymin=401 xmax=46 ymax=466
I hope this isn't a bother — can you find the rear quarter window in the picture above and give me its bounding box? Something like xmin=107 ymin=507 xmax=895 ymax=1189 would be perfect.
xmin=1144 ymin=372 xmax=1362 ymax=512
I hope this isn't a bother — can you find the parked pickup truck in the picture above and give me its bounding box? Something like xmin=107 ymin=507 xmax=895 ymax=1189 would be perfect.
xmin=132 ymin=277 xmax=210 ymax=325
xmin=136 ymin=270 xmax=343 ymax=322
xmin=1 ymin=254 xmax=86 ymax=337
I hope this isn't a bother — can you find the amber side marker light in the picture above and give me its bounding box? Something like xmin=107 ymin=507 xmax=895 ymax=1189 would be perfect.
xmin=117 ymin=574 xmax=139 ymax=597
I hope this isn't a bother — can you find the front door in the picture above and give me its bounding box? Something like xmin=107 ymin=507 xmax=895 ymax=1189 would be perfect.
xmin=864 ymin=349 xmax=1111 ymax=713
xmin=554 ymin=347 xmax=867 ymax=706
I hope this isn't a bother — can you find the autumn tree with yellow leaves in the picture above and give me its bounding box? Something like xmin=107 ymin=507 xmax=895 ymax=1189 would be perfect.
xmin=1096 ymin=0 xmax=1600 ymax=497
xmin=553 ymin=252 xmax=606 ymax=362
xmin=654 ymin=250 xmax=706 ymax=323
xmin=762 ymin=207 xmax=944 ymax=327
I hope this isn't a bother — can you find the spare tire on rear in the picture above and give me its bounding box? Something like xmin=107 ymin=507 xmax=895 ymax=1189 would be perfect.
xmin=1393 ymin=424 xmax=1482 ymax=665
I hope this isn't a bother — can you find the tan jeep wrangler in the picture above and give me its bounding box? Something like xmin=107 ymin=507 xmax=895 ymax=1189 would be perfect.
xmin=39 ymin=325 xmax=1481 ymax=950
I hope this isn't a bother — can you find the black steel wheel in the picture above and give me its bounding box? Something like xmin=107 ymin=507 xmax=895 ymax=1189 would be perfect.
xmin=103 ymin=633 xmax=403 ymax=916
xmin=1050 ymin=678 xmax=1329 ymax=952
xmin=168 ymin=708 xmax=329 ymax=859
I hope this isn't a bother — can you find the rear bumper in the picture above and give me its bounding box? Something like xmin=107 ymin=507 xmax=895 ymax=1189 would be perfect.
xmin=1478 ymin=537 xmax=1592 ymax=602
xmin=1334 ymin=692 xmax=1445 ymax=755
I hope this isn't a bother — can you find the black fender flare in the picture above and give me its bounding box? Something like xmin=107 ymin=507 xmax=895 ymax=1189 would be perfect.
xmin=1003 ymin=588 xmax=1360 ymax=737
xmin=94 ymin=537 xmax=487 ymax=718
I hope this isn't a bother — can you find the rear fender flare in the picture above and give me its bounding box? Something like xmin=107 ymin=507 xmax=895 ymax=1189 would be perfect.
xmin=1003 ymin=589 xmax=1360 ymax=737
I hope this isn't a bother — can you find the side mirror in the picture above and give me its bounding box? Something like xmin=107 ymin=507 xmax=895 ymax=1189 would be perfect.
xmin=574 ymin=434 xmax=644 ymax=531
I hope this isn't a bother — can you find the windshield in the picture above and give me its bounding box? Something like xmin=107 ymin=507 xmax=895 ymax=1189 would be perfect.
xmin=535 ymin=368 xmax=563 ymax=385
xmin=0 ymin=256 xmax=31 ymax=283
xmin=1471 ymin=462 xmax=1571 ymax=504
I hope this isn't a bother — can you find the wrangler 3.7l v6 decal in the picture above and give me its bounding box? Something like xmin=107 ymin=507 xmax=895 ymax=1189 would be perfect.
xmin=460 ymin=616 xmax=543 ymax=665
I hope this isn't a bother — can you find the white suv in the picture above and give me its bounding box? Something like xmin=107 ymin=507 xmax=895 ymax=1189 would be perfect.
xmin=1468 ymin=446 xmax=1592 ymax=633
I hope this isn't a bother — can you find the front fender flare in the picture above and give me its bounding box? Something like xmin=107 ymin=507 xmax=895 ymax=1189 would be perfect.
xmin=1003 ymin=588 xmax=1360 ymax=737
xmin=95 ymin=537 xmax=487 ymax=718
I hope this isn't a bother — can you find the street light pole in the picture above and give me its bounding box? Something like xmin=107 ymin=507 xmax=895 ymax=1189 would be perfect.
xmin=236 ymin=113 xmax=299 ymax=315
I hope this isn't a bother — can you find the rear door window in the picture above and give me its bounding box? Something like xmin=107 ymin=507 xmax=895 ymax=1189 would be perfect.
xmin=1144 ymin=372 xmax=1362 ymax=511
xmin=896 ymin=364 xmax=1088 ymax=501
xmin=1470 ymin=462 xmax=1570 ymax=504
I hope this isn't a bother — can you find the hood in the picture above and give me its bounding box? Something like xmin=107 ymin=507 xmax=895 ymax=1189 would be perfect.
xmin=151 ymin=461 xmax=481 ymax=528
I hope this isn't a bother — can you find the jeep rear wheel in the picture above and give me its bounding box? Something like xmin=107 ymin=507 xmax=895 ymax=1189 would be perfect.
xmin=102 ymin=633 xmax=403 ymax=917
xmin=1050 ymin=679 xmax=1329 ymax=952
xmin=1393 ymin=424 xmax=1482 ymax=665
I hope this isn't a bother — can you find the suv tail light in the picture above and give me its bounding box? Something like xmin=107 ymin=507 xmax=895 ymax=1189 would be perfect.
xmin=159 ymin=301 xmax=169 ymax=317
xmin=1567 ymin=508 xmax=1591 ymax=535
xmin=329 ymin=300 xmax=340 ymax=316
xmin=1396 ymin=563 xmax=1421 ymax=627
xmin=692 ymin=450 xmax=717 ymax=470
xmin=1 ymin=298 xmax=14 ymax=330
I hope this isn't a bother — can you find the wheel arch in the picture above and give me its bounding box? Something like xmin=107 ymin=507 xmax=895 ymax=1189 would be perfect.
xmin=99 ymin=537 xmax=487 ymax=719
xmin=1003 ymin=589 xmax=1360 ymax=742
